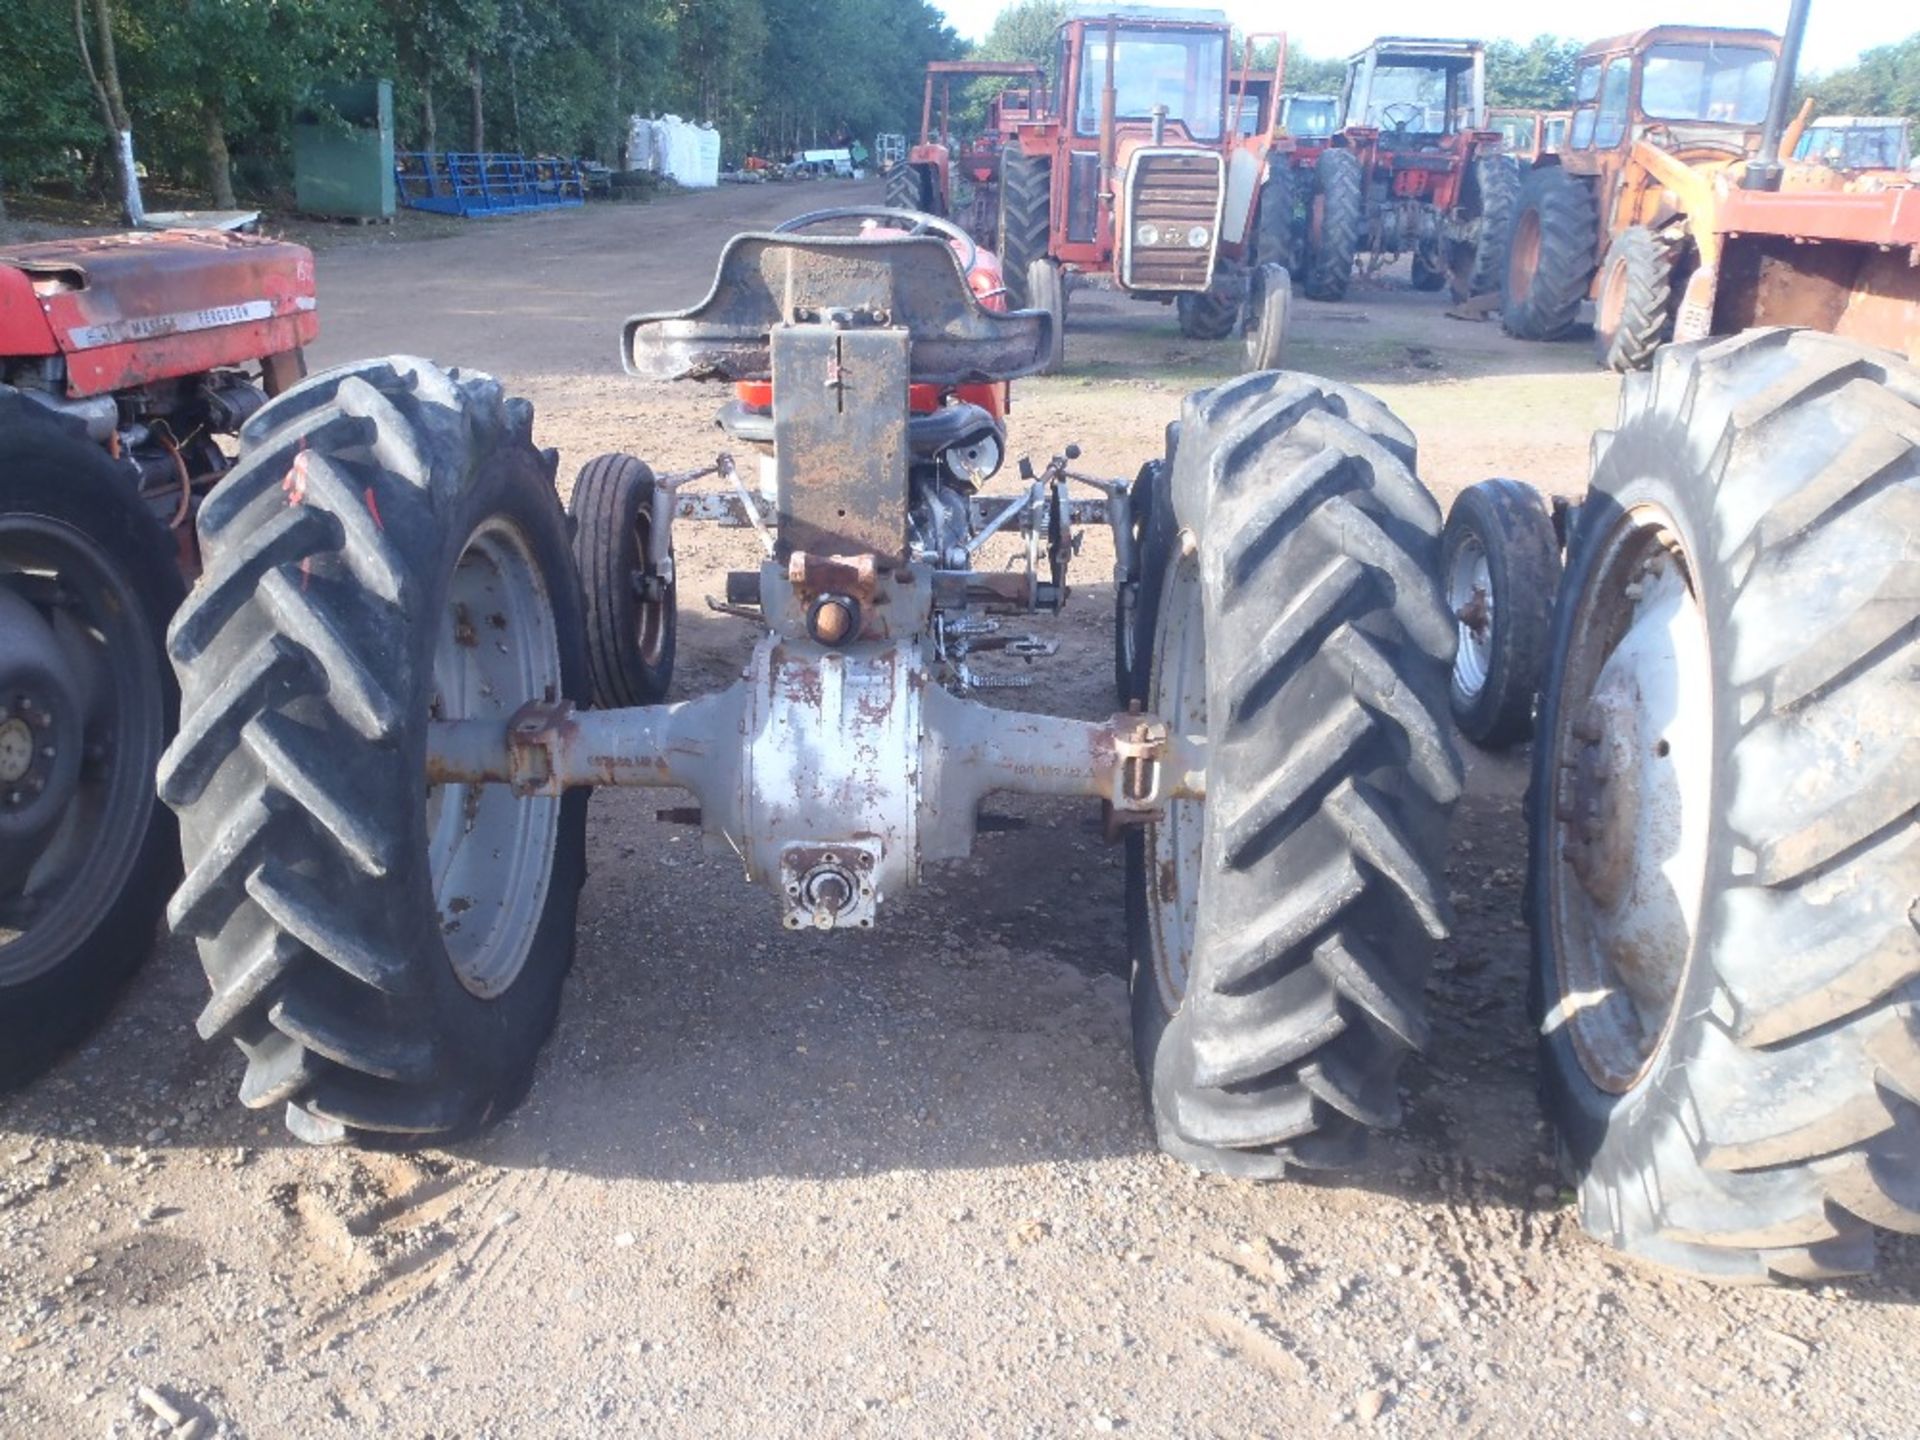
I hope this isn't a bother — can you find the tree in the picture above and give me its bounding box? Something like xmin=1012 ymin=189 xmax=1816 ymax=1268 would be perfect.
xmin=73 ymin=0 xmax=143 ymax=222
xmin=1802 ymin=33 xmax=1920 ymax=122
xmin=1485 ymin=37 xmax=1582 ymax=110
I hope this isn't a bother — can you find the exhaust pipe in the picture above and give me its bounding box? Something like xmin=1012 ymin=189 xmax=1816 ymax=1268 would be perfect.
xmin=1744 ymin=0 xmax=1811 ymax=191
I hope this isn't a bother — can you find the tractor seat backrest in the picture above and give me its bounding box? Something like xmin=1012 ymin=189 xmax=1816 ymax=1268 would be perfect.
xmin=623 ymin=233 xmax=1051 ymax=386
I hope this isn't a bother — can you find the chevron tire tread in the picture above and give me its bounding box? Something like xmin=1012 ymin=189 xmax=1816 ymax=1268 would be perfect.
xmin=997 ymin=150 xmax=1050 ymax=309
xmin=1593 ymin=226 xmax=1674 ymax=372
xmin=160 ymin=355 xmax=589 ymax=1147
xmin=1449 ymin=152 xmax=1521 ymax=303
xmin=1305 ymin=149 xmax=1364 ymax=302
xmin=1253 ymin=167 xmax=1294 ymax=272
xmin=1129 ymin=371 xmax=1461 ymax=1176
xmin=1528 ymin=329 xmax=1920 ymax=1280
xmin=1502 ymin=164 xmax=1598 ymax=341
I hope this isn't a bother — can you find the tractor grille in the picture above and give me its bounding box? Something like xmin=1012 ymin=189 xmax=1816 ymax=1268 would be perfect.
xmin=1120 ymin=151 xmax=1224 ymax=292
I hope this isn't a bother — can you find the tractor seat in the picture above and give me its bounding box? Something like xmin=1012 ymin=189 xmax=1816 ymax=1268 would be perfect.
xmin=624 ymin=233 xmax=1051 ymax=386
xmin=715 ymin=397 xmax=999 ymax=456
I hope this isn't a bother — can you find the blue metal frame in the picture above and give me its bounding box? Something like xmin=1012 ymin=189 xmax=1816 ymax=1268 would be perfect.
xmin=394 ymin=152 xmax=588 ymax=217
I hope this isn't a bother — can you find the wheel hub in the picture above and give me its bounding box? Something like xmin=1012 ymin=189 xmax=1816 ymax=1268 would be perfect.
xmin=0 ymin=589 xmax=86 ymax=846
xmin=1446 ymin=535 xmax=1493 ymax=699
xmin=1550 ymin=524 xmax=1712 ymax=1092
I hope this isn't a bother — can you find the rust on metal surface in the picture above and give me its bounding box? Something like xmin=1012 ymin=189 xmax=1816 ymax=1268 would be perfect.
xmin=0 ymin=229 xmax=318 ymax=398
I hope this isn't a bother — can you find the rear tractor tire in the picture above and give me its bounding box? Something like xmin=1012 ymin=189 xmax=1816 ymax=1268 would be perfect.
xmin=1502 ymin=164 xmax=1598 ymax=341
xmin=1305 ymin=148 xmax=1364 ymax=302
xmin=1176 ymin=284 xmax=1239 ymax=342
xmin=0 ymin=394 xmax=184 ymax=1089
xmin=159 ymin=357 xmax=590 ymax=1146
xmin=884 ymin=162 xmax=924 ymax=213
xmin=997 ymin=150 xmax=1051 ymax=310
xmin=1128 ymin=371 xmax=1462 ymax=1176
xmin=1529 ymin=330 xmax=1920 ymax=1280
xmin=1447 ymin=153 xmax=1521 ymax=303
xmin=570 ymin=453 xmax=676 ymax=707
xmin=1441 ymin=478 xmax=1561 ymax=749
xmin=1252 ymin=166 xmax=1295 ymax=272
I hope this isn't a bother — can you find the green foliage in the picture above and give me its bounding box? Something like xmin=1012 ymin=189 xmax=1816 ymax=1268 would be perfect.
xmin=0 ymin=0 xmax=959 ymax=207
xmin=1484 ymin=37 xmax=1582 ymax=110
xmin=1280 ymin=50 xmax=1345 ymax=97
xmin=1801 ymin=33 xmax=1920 ymax=122
xmin=976 ymin=0 xmax=1066 ymax=65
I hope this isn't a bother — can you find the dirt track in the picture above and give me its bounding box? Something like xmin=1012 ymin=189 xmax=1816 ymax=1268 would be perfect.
xmin=3 ymin=181 xmax=1917 ymax=1439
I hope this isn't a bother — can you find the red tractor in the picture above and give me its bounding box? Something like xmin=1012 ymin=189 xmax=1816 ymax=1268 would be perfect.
xmin=1295 ymin=38 xmax=1519 ymax=303
xmin=889 ymin=59 xmax=1050 ymax=242
xmin=0 ymin=229 xmax=315 ymax=1087
xmin=986 ymin=7 xmax=1292 ymax=372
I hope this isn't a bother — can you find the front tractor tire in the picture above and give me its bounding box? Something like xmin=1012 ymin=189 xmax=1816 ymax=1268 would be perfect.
xmin=570 ymin=453 xmax=676 ymax=707
xmin=1305 ymin=148 xmax=1364 ymax=302
xmin=1129 ymin=372 xmax=1462 ymax=1176
xmin=1502 ymin=164 xmax=1598 ymax=341
xmin=158 ymin=357 xmax=589 ymax=1146
xmin=0 ymin=395 xmax=185 ymax=1089
xmin=1530 ymin=330 xmax=1920 ymax=1280
xmin=1592 ymin=226 xmax=1674 ymax=373
xmin=1442 ymin=478 xmax=1561 ymax=749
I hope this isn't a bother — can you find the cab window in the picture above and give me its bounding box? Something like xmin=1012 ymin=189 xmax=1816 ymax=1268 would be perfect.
xmin=1569 ymin=59 xmax=1600 ymax=148
xmin=1594 ymin=61 xmax=1631 ymax=148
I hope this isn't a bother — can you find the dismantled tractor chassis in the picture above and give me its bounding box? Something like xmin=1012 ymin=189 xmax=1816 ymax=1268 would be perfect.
xmin=159 ymin=208 xmax=1462 ymax=1183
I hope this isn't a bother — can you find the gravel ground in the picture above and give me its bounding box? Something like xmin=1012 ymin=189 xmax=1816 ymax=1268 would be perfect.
xmin=2 ymin=179 xmax=1917 ymax=1439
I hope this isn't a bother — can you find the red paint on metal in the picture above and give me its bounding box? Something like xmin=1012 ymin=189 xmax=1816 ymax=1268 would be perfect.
xmin=0 ymin=229 xmax=318 ymax=398
xmin=1713 ymin=185 xmax=1920 ymax=247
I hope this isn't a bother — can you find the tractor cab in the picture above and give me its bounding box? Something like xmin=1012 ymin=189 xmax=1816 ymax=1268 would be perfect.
xmin=1339 ymin=38 xmax=1487 ymax=147
xmin=1793 ymin=115 xmax=1915 ymax=178
xmin=1560 ymin=26 xmax=1779 ymax=165
xmin=1279 ymin=93 xmax=1338 ymax=140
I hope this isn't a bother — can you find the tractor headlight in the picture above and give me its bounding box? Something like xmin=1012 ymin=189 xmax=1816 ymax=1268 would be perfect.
xmin=1186 ymin=225 xmax=1210 ymax=248
xmin=1136 ymin=222 xmax=1161 ymax=248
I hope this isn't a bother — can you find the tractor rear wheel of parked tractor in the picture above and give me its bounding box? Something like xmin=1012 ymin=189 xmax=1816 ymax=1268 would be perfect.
xmin=1529 ymin=329 xmax=1920 ymax=1280
xmin=1502 ymin=165 xmax=1598 ymax=341
xmin=1410 ymin=242 xmax=1448 ymax=292
xmin=998 ymin=150 xmax=1051 ymax=310
xmin=570 ymin=453 xmax=676 ymax=707
xmin=1305 ymin=149 xmax=1363 ymax=302
xmin=1176 ymin=284 xmax=1239 ymax=341
xmin=0 ymin=395 xmax=185 ymax=1089
xmin=1128 ymin=371 xmax=1462 ymax=1176
xmin=158 ymin=357 xmax=589 ymax=1146
xmin=1592 ymin=226 xmax=1674 ymax=372
xmin=1442 ymin=477 xmax=1560 ymax=749
xmin=884 ymin=162 xmax=925 ymax=214
xmin=1449 ymin=153 xmax=1522 ymax=303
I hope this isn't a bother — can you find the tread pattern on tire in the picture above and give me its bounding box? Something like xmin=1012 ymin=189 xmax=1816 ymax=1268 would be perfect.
xmin=884 ymin=163 xmax=919 ymax=213
xmin=998 ymin=151 xmax=1050 ymax=309
xmin=1533 ymin=328 xmax=1920 ymax=1280
xmin=1502 ymin=165 xmax=1598 ymax=341
xmin=1442 ymin=478 xmax=1560 ymax=749
xmin=158 ymin=356 xmax=582 ymax=1145
xmin=570 ymin=453 xmax=675 ymax=708
xmin=1451 ymin=153 xmax=1521 ymax=302
xmin=1177 ymin=286 xmax=1238 ymax=341
xmin=1306 ymin=150 xmax=1363 ymax=301
xmin=1144 ymin=371 xmax=1462 ymax=1174
xmin=1596 ymin=226 xmax=1673 ymax=372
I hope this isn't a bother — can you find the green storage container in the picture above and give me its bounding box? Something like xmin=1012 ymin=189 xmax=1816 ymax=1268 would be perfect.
xmin=293 ymin=80 xmax=396 ymax=220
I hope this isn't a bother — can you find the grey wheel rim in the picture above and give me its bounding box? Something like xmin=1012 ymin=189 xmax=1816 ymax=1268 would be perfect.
xmin=427 ymin=517 xmax=563 ymax=999
xmin=1545 ymin=504 xmax=1713 ymax=1093
xmin=1447 ymin=532 xmax=1494 ymax=700
xmin=0 ymin=515 xmax=164 ymax=987
xmin=1144 ymin=544 xmax=1206 ymax=1011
